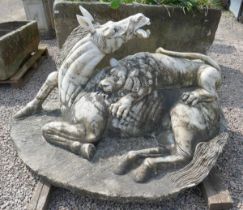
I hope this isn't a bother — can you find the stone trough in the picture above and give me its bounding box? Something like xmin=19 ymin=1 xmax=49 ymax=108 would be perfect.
xmin=0 ymin=21 xmax=39 ymax=80
xmin=54 ymin=1 xmax=221 ymax=56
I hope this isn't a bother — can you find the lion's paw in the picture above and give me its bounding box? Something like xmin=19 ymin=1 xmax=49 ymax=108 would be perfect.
xmin=182 ymin=91 xmax=200 ymax=106
xmin=110 ymin=96 xmax=133 ymax=119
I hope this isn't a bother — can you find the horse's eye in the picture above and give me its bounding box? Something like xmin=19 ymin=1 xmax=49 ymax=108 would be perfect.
xmin=114 ymin=27 xmax=119 ymax=33
xmin=110 ymin=69 xmax=115 ymax=74
xmin=111 ymin=75 xmax=118 ymax=81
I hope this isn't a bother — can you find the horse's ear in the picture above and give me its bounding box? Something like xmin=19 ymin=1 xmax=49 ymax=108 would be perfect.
xmin=76 ymin=15 xmax=95 ymax=33
xmin=110 ymin=58 xmax=119 ymax=67
xmin=79 ymin=6 xmax=94 ymax=22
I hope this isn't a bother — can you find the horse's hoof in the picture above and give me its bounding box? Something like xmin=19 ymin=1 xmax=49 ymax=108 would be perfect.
xmin=114 ymin=157 xmax=132 ymax=175
xmin=133 ymin=161 xmax=153 ymax=183
xmin=14 ymin=101 xmax=41 ymax=120
xmin=80 ymin=143 xmax=96 ymax=160
xmin=114 ymin=151 xmax=138 ymax=175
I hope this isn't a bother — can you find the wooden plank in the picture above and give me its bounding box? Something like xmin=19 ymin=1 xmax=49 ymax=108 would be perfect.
xmin=0 ymin=47 xmax=47 ymax=87
xmin=10 ymin=47 xmax=47 ymax=82
xmin=28 ymin=179 xmax=51 ymax=210
xmin=201 ymin=168 xmax=233 ymax=210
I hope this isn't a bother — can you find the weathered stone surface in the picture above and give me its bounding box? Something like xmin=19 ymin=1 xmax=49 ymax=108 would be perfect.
xmin=11 ymin=101 xmax=228 ymax=202
xmin=54 ymin=0 xmax=221 ymax=59
xmin=0 ymin=21 xmax=39 ymax=80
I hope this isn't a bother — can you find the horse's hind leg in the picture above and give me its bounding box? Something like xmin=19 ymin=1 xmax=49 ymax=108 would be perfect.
xmin=42 ymin=121 xmax=95 ymax=160
xmin=15 ymin=71 xmax=58 ymax=119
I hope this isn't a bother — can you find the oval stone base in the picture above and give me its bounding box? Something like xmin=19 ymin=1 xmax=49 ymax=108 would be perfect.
xmin=11 ymin=102 xmax=227 ymax=202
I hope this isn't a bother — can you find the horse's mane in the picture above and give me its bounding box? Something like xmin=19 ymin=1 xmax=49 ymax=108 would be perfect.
xmin=55 ymin=25 xmax=90 ymax=68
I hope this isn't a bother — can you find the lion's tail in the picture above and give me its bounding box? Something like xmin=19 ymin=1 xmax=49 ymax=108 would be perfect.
xmin=156 ymin=47 xmax=220 ymax=70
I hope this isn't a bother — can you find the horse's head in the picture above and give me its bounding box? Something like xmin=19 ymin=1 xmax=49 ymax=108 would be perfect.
xmin=77 ymin=6 xmax=151 ymax=54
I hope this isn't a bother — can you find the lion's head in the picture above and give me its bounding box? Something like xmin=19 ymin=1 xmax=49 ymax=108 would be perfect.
xmin=98 ymin=56 xmax=156 ymax=97
xmin=98 ymin=58 xmax=127 ymax=93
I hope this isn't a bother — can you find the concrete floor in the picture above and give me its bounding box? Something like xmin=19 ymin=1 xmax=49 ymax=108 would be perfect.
xmin=0 ymin=0 xmax=26 ymax=23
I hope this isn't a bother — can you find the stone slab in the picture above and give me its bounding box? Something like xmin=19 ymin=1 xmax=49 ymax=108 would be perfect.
xmin=22 ymin=0 xmax=56 ymax=39
xmin=11 ymin=101 xmax=228 ymax=203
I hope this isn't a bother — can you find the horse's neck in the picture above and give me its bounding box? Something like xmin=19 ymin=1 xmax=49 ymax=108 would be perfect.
xmin=59 ymin=39 xmax=105 ymax=83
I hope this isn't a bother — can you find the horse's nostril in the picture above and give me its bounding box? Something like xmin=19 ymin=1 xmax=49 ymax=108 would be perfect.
xmin=99 ymin=82 xmax=104 ymax=87
xmin=100 ymin=82 xmax=108 ymax=88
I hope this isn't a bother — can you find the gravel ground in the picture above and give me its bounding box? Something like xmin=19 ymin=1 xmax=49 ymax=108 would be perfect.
xmin=0 ymin=11 xmax=242 ymax=210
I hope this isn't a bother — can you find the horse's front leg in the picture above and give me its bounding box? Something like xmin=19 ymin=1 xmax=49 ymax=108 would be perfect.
xmin=15 ymin=71 xmax=58 ymax=119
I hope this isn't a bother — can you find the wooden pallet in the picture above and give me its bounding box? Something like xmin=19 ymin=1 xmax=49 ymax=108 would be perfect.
xmin=29 ymin=168 xmax=233 ymax=210
xmin=0 ymin=47 xmax=48 ymax=88
xmin=28 ymin=179 xmax=51 ymax=210
xmin=201 ymin=168 xmax=233 ymax=210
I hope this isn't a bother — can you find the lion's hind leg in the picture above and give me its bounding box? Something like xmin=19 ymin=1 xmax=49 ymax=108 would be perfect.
xmin=182 ymin=65 xmax=221 ymax=105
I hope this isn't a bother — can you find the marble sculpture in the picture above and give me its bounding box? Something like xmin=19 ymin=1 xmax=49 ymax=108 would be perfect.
xmin=15 ymin=6 xmax=228 ymax=184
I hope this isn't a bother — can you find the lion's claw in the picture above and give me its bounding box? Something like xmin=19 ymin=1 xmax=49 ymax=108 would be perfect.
xmin=110 ymin=100 xmax=131 ymax=119
xmin=182 ymin=91 xmax=199 ymax=106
